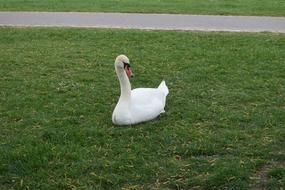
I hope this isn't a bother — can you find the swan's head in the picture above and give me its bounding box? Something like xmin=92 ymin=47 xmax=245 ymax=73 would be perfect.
xmin=115 ymin=55 xmax=133 ymax=77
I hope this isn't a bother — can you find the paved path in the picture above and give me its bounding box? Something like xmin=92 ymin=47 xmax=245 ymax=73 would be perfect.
xmin=1 ymin=12 xmax=285 ymax=33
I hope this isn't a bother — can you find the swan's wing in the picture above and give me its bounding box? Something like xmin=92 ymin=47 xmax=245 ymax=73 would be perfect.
xmin=130 ymin=88 xmax=166 ymax=123
xmin=131 ymin=88 xmax=164 ymax=105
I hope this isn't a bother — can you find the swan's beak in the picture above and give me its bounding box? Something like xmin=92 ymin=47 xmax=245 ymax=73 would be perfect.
xmin=125 ymin=67 xmax=133 ymax=78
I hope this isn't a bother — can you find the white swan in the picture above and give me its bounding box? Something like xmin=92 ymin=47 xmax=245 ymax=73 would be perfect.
xmin=112 ymin=55 xmax=169 ymax=125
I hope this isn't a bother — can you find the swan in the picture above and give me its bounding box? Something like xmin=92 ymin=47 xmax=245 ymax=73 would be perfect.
xmin=112 ymin=55 xmax=169 ymax=125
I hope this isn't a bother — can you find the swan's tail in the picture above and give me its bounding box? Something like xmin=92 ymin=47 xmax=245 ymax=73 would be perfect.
xmin=158 ymin=80 xmax=169 ymax=96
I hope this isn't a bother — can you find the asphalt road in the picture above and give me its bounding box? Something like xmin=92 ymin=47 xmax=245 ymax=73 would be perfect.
xmin=0 ymin=12 xmax=285 ymax=33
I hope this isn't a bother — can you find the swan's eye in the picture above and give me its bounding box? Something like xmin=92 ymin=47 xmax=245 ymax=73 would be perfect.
xmin=123 ymin=62 xmax=131 ymax=68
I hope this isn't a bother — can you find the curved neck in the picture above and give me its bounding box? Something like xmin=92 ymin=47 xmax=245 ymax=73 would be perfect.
xmin=116 ymin=67 xmax=131 ymax=101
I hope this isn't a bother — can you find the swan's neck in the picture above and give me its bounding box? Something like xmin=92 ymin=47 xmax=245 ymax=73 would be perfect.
xmin=116 ymin=67 xmax=131 ymax=101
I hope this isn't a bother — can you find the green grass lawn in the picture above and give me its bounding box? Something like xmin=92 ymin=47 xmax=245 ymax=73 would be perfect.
xmin=1 ymin=0 xmax=285 ymax=16
xmin=0 ymin=27 xmax=285 ymax=189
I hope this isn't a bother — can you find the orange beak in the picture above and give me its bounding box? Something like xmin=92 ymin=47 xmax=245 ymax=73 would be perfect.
xmin=125 ymin=67 xmax=133 ymax=77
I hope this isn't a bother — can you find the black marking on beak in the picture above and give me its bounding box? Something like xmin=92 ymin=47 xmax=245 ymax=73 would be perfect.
xmin=123 ymin=62 xmax=131 ymax=68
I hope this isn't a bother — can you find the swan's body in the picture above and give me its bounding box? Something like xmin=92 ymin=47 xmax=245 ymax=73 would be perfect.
xmin=112 ymin=55 xmax=169 ymax=125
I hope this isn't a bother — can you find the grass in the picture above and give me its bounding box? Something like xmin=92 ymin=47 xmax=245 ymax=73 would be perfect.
xmin=1 ymin=0 xmax=285 ymax=16
xmin=0 ymin=27 xmax=285 ymax=189
xmin=267 ymin=167 xmax=285 ymax=188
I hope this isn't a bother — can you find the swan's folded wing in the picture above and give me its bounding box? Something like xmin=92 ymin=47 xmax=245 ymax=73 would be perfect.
xmin=130 ymin=88 xmax=166 ymax=123
xmin=131 ymin=88 xmax=165 ymax=105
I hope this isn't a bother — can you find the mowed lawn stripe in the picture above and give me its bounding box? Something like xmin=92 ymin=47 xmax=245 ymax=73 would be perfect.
xmin=0 ymin=0 xmax=285 ymax=16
